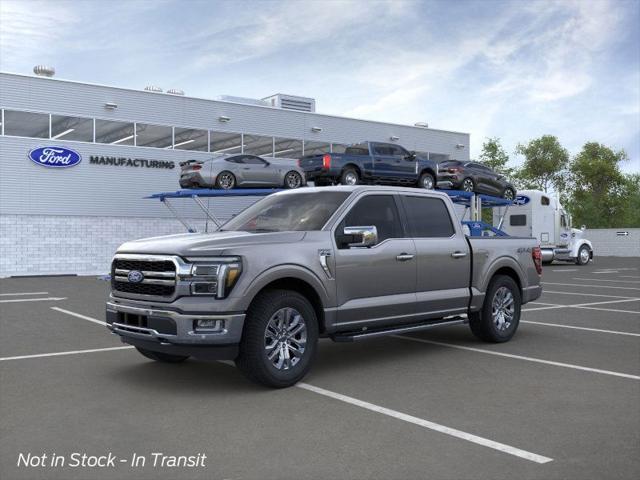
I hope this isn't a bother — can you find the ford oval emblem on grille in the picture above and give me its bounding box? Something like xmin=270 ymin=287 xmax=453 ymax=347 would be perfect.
xmin=128 ymin=270 xmax=144 ymax=283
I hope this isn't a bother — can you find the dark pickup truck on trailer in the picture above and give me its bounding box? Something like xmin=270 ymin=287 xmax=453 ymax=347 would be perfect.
xmin=106 ymin=186 xmax=543 ymax=388
xmin=299 ymin=141 xmax=443 ymax=189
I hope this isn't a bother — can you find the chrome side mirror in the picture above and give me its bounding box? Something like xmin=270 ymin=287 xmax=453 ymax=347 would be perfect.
xmin=341 ymin=226 xmax=378 ymax=248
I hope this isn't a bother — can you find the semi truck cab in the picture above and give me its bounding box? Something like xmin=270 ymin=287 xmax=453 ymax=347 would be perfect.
xmin=494 ymin=189 xmax=593 ymax=265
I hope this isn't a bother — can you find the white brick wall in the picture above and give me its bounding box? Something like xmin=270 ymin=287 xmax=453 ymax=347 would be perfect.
xmin=0 ymin=214 xmax=232 ymax=277
xmin=587 ymin=228 xmax=640 ymax=257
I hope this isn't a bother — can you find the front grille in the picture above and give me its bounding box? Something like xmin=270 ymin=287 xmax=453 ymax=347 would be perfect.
xmin=111 ymin=258 xmax=176 ymax=297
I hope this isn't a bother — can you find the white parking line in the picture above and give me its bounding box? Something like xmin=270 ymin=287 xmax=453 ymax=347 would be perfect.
xmin=297 ymin=383 xmax=553 ymax=464
xmin=0 ymin=346 xmax=134 ymax=362
xmin=551 ymin=269 xmax=578 ymax=272
xmin=0 ymin=297 xmax=67 ymax=303
xmin=522 ymin=305 xmax=566 ymax=312
xmin=543 ymin=282 xmax=640 ymax=291
xmin=521 ymin=321 xmax=640 ymax=337
xmin=620 ymin=275 xmax=640 ymax=279
xmin=394 ymin=336 xmax=640 ymax=380
xmin=574 ymin=306 xmax=640 ymax=315
xmin=51 ymin=307 xmax=107 ymax=326
xmin=543 ymin=290 xmax=639 ymax=300
xmin=573 ymin=278 xmax=640 ymax=284
xmin=0 ymin=291 xmax=49 ymax=296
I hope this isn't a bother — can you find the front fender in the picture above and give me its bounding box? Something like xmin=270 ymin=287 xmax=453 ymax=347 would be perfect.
xmin=234 ymin=264 xmax=332 ymax=312
xmin=571 ymin=239 xmax=593 ymax=257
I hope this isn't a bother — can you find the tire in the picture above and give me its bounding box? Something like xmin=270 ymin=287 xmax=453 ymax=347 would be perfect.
xmin=135 ymin=347 xmax=189 ymax=363
xmin=576 ymin=245 xmax=591 ymax=265
xmin=215 ymin=171 xmax=236 ymax=189
xmin=284 ymin=171 xmax=303 ymax=189
xmin=503 ymin=187 xmax=515 ymax=200
xmin=340 ymin=168 xmax=360 ymax=186
xmin=461 ymin=177 xmax=475 ymax=192
xmin=468 ymin=275 xmax=521 ymax=343
xmin=418 ymin=172 xmax=435 ymax=189
xmin=235 ymin=289 xmax=319 ymax=388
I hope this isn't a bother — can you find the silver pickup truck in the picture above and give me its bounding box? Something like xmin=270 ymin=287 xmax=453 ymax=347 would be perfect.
xmin=106 ymin=186 xmax=542 ymax=387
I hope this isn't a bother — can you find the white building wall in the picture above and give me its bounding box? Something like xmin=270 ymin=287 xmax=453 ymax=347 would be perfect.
xmin=586 ymin=228 xmax=640 ymax=258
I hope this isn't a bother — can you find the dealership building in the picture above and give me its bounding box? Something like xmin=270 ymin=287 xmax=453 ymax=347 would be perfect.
xmin=0 ymin=69 xmax=470 ymax=277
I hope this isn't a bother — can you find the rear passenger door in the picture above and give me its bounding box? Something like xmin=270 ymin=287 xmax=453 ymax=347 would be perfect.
xmin=399 ymin=194 xmax=471 ymax=317
xmin=371 ymin=144 xmax=396 ymax=180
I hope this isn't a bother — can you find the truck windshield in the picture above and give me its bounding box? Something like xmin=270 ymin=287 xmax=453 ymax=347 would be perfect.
xmin=220 ymin=191 xmax=350 ymax=232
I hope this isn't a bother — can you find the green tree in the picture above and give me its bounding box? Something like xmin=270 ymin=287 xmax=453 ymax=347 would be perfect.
xmin=479 ymin=137 xmax=513 ymax=176
xmin=566 ymin=142 xmax=634 ymax=228
xmin=515 ymin=135 xmax=569 ymax=193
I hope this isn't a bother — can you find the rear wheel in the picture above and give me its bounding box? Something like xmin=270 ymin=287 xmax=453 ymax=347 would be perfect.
xmin=284 ymin=171 xmax=303 ymax=189
xmin=216 ymin=171 xmax=236 ymax=189
xmin=469 ymin=275 xmax=521 ymax=343
xmin=461 ymin=177 xmax=475 ymax=192
xmin=418 ymin=172 xmax=435 ymax=189
xmin=135 ymin=347 xmax=189 ymax=363
xmin=576 ymin=245 xmax=591 ymax=265
xmin=235 ymin=289 xmax=319 ymax=388
xmin=340 ymin=168 xmax=360 ymax=186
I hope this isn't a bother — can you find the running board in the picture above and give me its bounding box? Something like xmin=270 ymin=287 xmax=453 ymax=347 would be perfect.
xmin=330 ymin=316 xmax=467 ymax=342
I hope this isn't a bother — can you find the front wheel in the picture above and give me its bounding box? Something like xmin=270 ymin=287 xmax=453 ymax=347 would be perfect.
xmin=468 ymin=275 xmax=521 ymax=343
xmin=135 ymin=347 xmax=189 ymax=363
xmin=576 ymin=245 xmax=591 ymax=265
xmin=418 ymin=172 xmax=435 ymax=189
xmin=235 ymin=289 xmax=319 ymax=388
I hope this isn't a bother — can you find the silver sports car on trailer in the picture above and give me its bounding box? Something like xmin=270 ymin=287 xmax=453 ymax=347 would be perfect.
xmin=179 ymin=154 xmax=306 ymax=189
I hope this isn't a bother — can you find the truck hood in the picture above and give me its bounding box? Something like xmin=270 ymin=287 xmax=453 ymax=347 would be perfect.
xmin=117 ymin=231 xmax=307 ymax=257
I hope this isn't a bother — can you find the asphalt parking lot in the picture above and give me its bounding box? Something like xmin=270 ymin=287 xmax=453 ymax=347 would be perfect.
xmin=1 ymin=257 xmax=639 ymax=480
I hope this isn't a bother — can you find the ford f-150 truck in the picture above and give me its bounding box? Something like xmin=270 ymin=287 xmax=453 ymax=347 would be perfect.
xmin=106 ymin=186 xmax=542 ymax=388
xmin=299 ymin=142 xmax=442 ymax=189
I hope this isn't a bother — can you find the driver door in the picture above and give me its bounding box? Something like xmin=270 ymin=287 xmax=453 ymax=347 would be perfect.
xmin=333 ymin=194 xmax=417 ymax=329
xmin=240 ymin=155 xmax=273 ymax=185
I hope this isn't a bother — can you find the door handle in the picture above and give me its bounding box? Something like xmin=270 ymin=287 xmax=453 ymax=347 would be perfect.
xmin=451 ymin=251 xmax=467 ymax=258
xmin=396 ymin=253 xmax=415 ymax=262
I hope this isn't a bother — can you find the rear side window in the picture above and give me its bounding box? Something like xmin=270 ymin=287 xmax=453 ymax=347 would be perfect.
xmin=510 ymin=215 xmax=527 ymax=226
xmin=226 ymin=156 xmax=244 ymax=164
xmin=340 ymin=195 xmax=402 ymax=242
xmin=541 ymin=196 xmax=550 ymax=205
xmin=345 ymin=143 xmax=369 ymax=155
xmin=401 ymin=196 xmax=455 ymax=237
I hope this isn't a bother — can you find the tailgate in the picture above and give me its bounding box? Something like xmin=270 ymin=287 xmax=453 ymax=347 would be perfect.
xmin=298 ymin=154 xmax=325 ymax=172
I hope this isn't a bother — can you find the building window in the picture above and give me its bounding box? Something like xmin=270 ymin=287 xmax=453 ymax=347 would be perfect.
xmin=274 ymin=137 xmax=303 ymax=159
xmin=211 ymin=131 xmax=243 ymax=154
xmin=135 ymin=123 xmax=173 ymax=149
xmin=173 ymin=127 xmax=208 ymax=151
xmin=3 ymin=110 xmax=49 ymax=138
xmin=303 ymin=140 xmax=331 ymax=156
xmin=244 ymin=134 xmax=274 ymax=156
xmin=51 ymin=114 xmax=94 ymax=142
xmin=95 ymin=119 xmax=135 ymax=145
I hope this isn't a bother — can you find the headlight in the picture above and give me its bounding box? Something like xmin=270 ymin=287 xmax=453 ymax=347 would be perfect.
xmin=184 ymin=257 xmax=242 ymax=298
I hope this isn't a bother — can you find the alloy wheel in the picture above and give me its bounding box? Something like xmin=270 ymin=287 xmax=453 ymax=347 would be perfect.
xmin=286 ymin=172 xmax=302 ymax=189
xmin=218 ymin=173 xmax=234 ymax=189
xmin=491 ymin=286 xmax=514 ymax=332
xmin=462 ymin=179 xmax=474 ymax=192
xmin=422 ymin=175 xmax=434 ymax=189
xmin=344 ymin=172 xmax=358 ymax=185
xmin=264 ymin=307 xmax=307 ymax=370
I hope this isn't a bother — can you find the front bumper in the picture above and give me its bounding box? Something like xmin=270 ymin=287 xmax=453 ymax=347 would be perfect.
xmin=106 ymin=301 xmax=244 ymax=358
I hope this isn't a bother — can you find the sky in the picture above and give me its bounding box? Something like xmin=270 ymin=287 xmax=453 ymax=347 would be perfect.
xmin=1 ymin=0 xmax=639 ymax=172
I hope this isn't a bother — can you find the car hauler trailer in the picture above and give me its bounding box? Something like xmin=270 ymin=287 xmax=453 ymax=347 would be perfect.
xmin=493 ymin=190 xmax=593 ymax=265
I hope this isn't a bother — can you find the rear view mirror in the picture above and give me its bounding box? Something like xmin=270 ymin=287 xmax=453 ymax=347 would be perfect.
xmin=338 ymin=226 xmax=378 ymax=248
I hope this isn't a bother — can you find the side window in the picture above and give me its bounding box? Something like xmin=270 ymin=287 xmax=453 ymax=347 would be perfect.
xmin=388 ymin=145 xmax=408 ymax=157
xmin=226 ymin=156 xmax=244 ymax=164
xmin=339 ymin=195 xmax=402 ymax=243
xmin=561 ymin=215 xmax=567 ymax=228
xmin=510 ymin=215 xmax=527 ymax=226
xmin=402 ymin=196 xmax=455 ymax=237
xmin=541 ymin=196 xmax=550 ymax=206
xmin=373 ymin=145 xmax=392 ymax=156
xmin=243 ymin=155 xmax=267 ymax=165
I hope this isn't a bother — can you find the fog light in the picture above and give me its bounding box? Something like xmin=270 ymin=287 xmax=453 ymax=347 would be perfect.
xmin=191 ymin=282 xmax=218 ymax=295
xmin=194 ymin=319 xmax=225 ymax=332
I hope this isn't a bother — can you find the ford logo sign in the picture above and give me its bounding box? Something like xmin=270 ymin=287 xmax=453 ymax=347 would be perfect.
xmin=127 ymin=270 xmax=144 ymax=283
xmin=514 ymin=195 xmax=530 ymax=206
xmin=28 ymin=146 xmax=82 ymax=168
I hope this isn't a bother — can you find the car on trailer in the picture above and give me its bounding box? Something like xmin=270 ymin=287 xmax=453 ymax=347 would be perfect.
xmin=437 ymin=160 xmax=516 ymax=200
xmin=179 ymin=154 xmax=306 ymax=190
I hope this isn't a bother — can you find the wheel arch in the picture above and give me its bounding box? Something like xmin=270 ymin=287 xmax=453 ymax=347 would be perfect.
xmin=419 ymin=167 xmax=436 ymax=179
xmin=341 ymin=163 xmax=362 ymax=177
